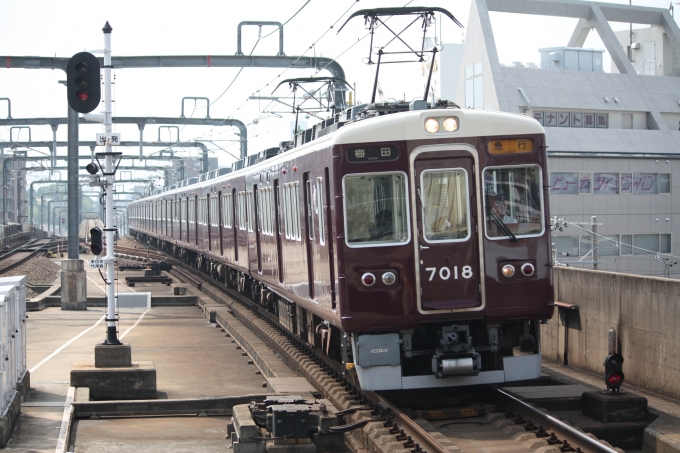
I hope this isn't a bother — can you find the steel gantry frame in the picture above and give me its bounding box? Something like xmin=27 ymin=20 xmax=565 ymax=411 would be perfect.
xmin=2 ymin=37 xmax=346 ymax=259
xmin=0 ymin=116 xmax=247 ymax=168
xmin=1 ymin=54 xmax=347 ymax=112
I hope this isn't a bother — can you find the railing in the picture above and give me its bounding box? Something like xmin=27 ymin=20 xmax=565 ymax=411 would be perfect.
xmin=2 ymin=232 xmax=32 ymax=250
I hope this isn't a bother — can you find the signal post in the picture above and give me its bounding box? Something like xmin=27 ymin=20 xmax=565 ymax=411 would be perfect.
xmin=69 ymin=22 xmax=157 ymax=400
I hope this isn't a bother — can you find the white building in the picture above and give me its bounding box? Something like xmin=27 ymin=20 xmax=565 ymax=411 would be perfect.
xmin=456 ymin=0 xmax=680 ymax=278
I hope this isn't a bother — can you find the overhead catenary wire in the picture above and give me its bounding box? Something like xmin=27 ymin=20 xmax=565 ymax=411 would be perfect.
xmin=191 ymin=0 xmax=362 ymax=145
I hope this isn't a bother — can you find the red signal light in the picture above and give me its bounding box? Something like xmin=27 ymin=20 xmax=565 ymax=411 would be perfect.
xmin=607 ymin=373 xmax=622 ymax=386
xmin=77 ymin=91 xmax=90 ymax=101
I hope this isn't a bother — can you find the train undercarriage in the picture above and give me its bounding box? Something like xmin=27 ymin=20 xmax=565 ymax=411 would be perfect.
xmin=133 ymin=232 xmax=543 ymax=390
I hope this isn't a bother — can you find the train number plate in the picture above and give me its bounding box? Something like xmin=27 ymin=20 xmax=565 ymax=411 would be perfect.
xmin=90 ymin=259 xmax=104 ymax=269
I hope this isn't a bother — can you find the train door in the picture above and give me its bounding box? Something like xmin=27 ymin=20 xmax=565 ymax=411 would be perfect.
xmin=233 ymin=189 xmax=239 ymax=262
xmin=411 ymin=148 xmax=482 ymax=311
xmin=180 ymin=197 xmax=186 ymax=242
xmin=322 ymin=168 xmax=337 ymax=309
xmin=253 ymin=185 xmax=262 ymax=273
xmin=274 ymin=179 xmax=284 ymax=283
xmin=303 ymin=172 xmax=315 ymax=299
xmin=217 ymin=192 xmax=223 ymax=255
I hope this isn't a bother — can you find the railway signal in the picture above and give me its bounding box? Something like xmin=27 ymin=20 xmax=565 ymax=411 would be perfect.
xmin=90 ymin=227 xmax=103 ymax=256
xmin=66 ymin=52 xmax=101 ymax=113
xmin=604 ymin=353 xmax=625 ymax=393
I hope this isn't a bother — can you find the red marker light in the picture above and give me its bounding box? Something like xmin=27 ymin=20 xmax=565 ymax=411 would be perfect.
xmin=361 ymin=273 xmax=376 ymax=287
xmin=77 ymin=91 xmax=89 ymax=101
xmin=521 ymin=263 xmax=535 ymax=276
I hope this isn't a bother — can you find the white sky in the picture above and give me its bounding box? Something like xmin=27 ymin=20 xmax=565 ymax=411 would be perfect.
xmin=0 ymin=0 xmax=677 ymax=189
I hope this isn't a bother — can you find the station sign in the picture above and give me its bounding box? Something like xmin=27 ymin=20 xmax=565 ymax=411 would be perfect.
xmin=96 ymin=133 xmax=122 ymax=146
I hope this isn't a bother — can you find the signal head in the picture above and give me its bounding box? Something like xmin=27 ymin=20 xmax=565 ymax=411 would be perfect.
xmin=66 ymin=52 xmax=101 ymax=114
xmin=85 ymin=163 xmax=99 ymax=175
xmin=90 ymin=227 xmax=103 ymax=256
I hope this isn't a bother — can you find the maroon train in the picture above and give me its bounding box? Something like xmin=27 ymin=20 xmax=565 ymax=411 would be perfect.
xmin=129 ymin=105 xmax=554 ymax=390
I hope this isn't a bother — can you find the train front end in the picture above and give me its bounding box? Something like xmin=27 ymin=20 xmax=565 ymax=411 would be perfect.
xmin=333 ymin=108 xmax=554 ymax=390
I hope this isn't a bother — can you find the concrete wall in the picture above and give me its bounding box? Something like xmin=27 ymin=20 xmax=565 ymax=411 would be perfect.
xmin=542 ymin=267 xmax=680 ymax=399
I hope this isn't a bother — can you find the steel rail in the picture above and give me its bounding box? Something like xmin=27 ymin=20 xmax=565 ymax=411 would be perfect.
xmin=366 ymin=392 xmax=451 ymax=453
xmin=0 ymin=239 xmax=65 ymax=275
xmin=492 ymin=386 xmax=620 ymax=453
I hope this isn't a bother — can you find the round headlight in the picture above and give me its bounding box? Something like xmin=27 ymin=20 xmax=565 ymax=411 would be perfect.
xmin=442 ymin=117 xmax=458 ymax=132
xmin=501 ymin=264 xmax=515 ymax=278
xmin=424 ymin=118 xmax=439 ymax=133
xmin=361 ymin=272 xmax=376 ymax=287
xmin=521 ymin=263 xmax=535 ymax=276
xmin=382 ymin=271 xmax=396 ymax=285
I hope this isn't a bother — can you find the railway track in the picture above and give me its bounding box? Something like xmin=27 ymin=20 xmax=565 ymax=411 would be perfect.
xmin=0 ymin=238 xmax=66 ymax=275
xmin=119 ymin=245 xmax=624 ymax=453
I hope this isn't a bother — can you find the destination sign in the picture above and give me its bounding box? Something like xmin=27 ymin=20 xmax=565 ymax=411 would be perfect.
xmin=347 ymin=145 xmax=398 ymax=163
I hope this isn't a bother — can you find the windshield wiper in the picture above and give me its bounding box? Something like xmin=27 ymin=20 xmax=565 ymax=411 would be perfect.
xmin=485 ymin=206 xmax=517 ymax=243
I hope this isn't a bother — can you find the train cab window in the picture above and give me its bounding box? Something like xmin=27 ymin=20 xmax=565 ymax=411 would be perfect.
xmin=343 ymin=172 xmax=410 ymax=247
xmin=421 ymin=169 xmax=470 ymax=242
xmin=483 ymin=165 xmax=544 ymax=239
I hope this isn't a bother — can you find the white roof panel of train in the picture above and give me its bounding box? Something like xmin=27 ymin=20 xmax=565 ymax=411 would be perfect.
xmin=331 ymin=109 xmax=544 ymax=146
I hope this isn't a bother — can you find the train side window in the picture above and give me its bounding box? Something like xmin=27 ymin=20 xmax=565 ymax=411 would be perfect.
xmin=267 ymin=188 xmax=273 ymax=235
xmin=256 ymin=188 xmax=263 ymax=232
xmin=284 ymin=184 xmax=292 ymax=240
xmin=317 ymin=177 xmax=325 ymax=245
xmin=247 ymin=190 xmax=254 ymax=232
xmin=222 ymin=194 xmax=230 ymax=228
xmin=293 ymin=182 xmax=301 ymax=241
xmin=238 ymin=192 xmax=245 ymax=230
xmin=343 ymin=172 xmax=410 ymax=247
xmin=306 ymin=179 xmax=314 ymax=240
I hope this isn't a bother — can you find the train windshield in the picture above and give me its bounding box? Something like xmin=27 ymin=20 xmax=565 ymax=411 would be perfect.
xmin=483 ymin=165 xmax=544 ymax=239
xmin=343 ymin=172 xmax=410 ymax=247
xmin=421 ymin=169 xmax=470 ymax=242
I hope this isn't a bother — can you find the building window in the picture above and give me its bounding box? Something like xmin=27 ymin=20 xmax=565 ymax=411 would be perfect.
xmin=551 ymin=172 xmax=671 ymax=195
xmin=622 ymin=113 xmax=633 ymax=129
xmin=552 ymin=233 xmax=670 ymax=257
xmin=593 ymin=173 xmax=619 ymax=194
xmin=465 ymin=61 xmax=483 ymax=109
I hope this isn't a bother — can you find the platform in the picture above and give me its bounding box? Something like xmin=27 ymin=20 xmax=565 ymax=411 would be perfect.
xmin=11 ymin=256 xmax=300 ymax=452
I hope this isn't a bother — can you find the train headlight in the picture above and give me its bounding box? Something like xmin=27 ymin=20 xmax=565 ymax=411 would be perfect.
xmin=382 ymin=271 xmax=396 ymax=285
xmin=501 ymin=264 xmax=515 ymax=278
xmin=521 ymin=263 xmax=535 ymax=276
xmin=424 ymin=118 xmax=439 ymax=133
xmin=442 ymin=117 xmax=459 ymax=132
xmin=361 ymin=272 xmax=376 ymax=287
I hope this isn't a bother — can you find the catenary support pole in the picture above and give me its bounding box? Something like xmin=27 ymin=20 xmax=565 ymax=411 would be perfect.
xmin=67 ymin=106 xmax=79 ymax=258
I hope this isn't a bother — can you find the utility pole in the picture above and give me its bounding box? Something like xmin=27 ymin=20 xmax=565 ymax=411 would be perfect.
xmin=102 ymin=21 xmax=121 ymax=345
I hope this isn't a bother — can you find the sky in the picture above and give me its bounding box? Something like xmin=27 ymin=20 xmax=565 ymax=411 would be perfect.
xmin=0 ymin=0 xmax=678 ymax=192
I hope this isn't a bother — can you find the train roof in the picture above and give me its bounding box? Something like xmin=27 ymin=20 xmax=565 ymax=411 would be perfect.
xmin=135 ymin=108 xmax=544 ymax=203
